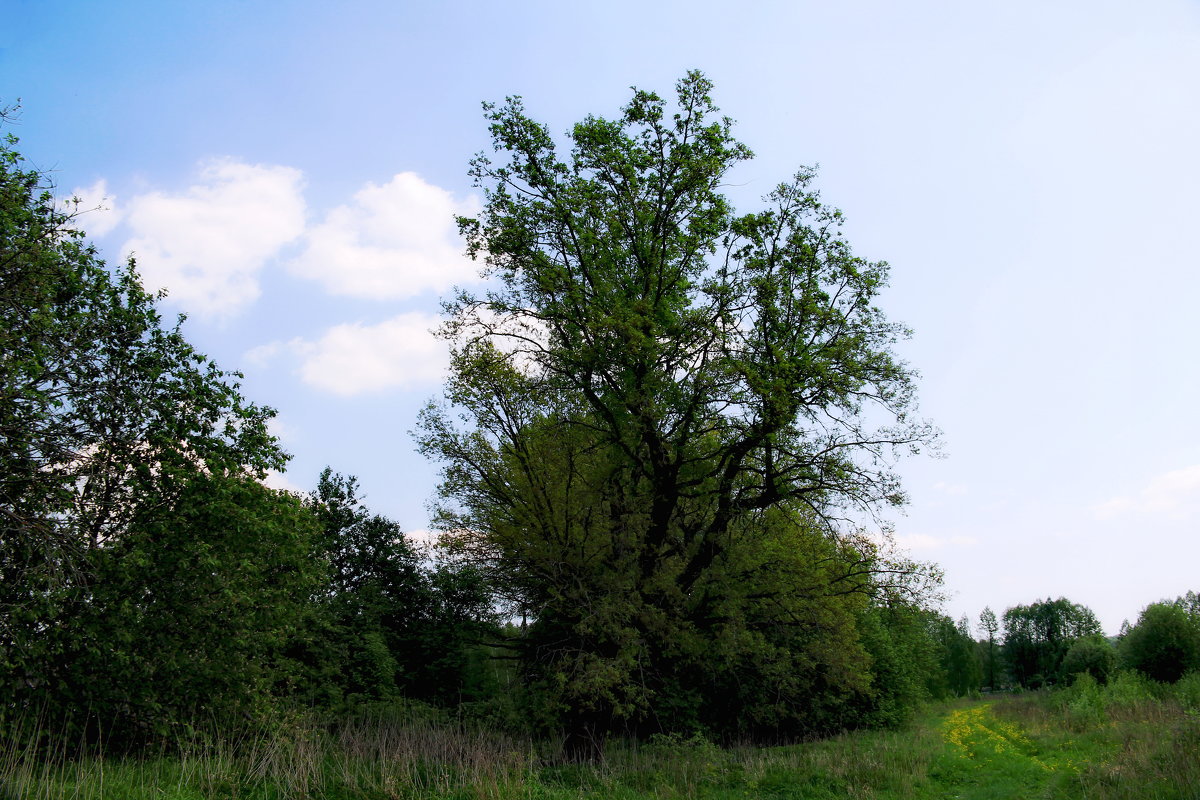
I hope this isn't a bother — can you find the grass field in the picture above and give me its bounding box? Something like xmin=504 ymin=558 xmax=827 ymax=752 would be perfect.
xmin=4 ymin=671 xmax=1199 ymax=799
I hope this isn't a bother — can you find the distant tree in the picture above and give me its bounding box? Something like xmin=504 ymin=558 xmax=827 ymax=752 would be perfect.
xmin=419 ymin=71 xmax=938 ymax=752
xmin=1172 ymin=590 xmax=1200 ymax=619
xmin=1061 ymin=634 xmax=1116 ymax=684
xmin=924 ymin=613 xmax=981 ymax=697
xmin=1002 ymin=598 xmax=1102 ymax=687
xmin=978 ymin=606 xmax=999 ymax=688
xmin=1120 ymin=602 xmax=1200 ymax=683
xmin=852 ymin=599 xmax=940 ymax=727
xmin=294 ymin=469 xmax=496 ymax=709
xmin=956 ymin=614 xmax=983 ymax=693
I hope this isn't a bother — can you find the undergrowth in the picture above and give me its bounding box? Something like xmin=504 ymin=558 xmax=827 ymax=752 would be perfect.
xmin=3 ymin=671 xmax=1199 ymax=799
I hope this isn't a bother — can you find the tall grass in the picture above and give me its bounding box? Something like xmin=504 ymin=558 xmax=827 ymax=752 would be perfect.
xmin=4 ymin=672 xmax=1200 ymax=799
xmin=0 ymin=704 xmax=538 ymax=800
xmin=997 ymin=670 xmax=1200 ymax=800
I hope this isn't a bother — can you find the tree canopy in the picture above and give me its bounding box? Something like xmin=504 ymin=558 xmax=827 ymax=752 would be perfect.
xmin=420 ymin=71 xmax=938 ymax=748
xmin=1 ymin=119 xmax=296 ymax=746
xmin=0 ymin=134 xmax=282 ymax=545
xmin=1001 ymin=598 xmax=1102 ymax=688
xmin=1120 ymin=601 xmax=1200 ymax=683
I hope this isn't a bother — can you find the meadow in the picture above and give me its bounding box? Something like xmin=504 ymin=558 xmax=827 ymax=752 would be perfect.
xmin=4 ymin=670 xmax=1198 ymax=800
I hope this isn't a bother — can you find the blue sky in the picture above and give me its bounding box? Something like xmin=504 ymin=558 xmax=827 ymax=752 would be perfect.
xmin=5 ymin=0 xmax=1200 ymax=634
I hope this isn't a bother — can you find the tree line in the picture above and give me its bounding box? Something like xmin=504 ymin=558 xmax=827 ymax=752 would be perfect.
xmin=4 ymin=76 xmax=1197 ymax=759
xmin=920 ymin=594 xmax=1200 ymax=698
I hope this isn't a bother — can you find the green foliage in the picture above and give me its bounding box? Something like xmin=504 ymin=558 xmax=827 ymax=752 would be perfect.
xmin=923 ymin=615 xmax=981 ymax=698
xmin=421 ymin=71 xmax=938 ymax=747
xmin=1058 ymin=668 xmax=1168 ymax=726
xmin=59 ymin=475 xmax=322 ymax=746
xmin=1001 ymin=597 xmax=1102 ymax=687
xmin=1062 ymin=634 xmax=1116 ymax=685
xmin=1102 ymin=668 xmax=1162 ymax=708
xmin=289 ymin=469 xmax=499 ymax=711
xmin=1120 ymin=601 xmax=1200 ymax=683
xmin=850 ymin=601 xmax=939 ymax=727
xmin=1063 ymin=671 xmax=1109 ymax=728
xmin=1174 ymin=590 xmax=1200 ymax=618
xmin=977 ymin=606 xmax=1000 ymax=688
xmin=0 ymin=120 xmax=513 ymax=751
xmin=0 ymin=136 xmax=280 ymax=566
xmin=0 ymin=122 xmax=307 ymax=750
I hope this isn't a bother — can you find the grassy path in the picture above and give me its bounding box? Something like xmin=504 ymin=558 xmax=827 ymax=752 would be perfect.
xmin=928 ymin=701 xmax=1069 ymax=799
xmin=582 ymin=689 xmax=1197 ymax=799
xmin=539 ymin=697 xmax=1080 ymax=799
xmin=914 ymin=687 xmax=1199 ymax=800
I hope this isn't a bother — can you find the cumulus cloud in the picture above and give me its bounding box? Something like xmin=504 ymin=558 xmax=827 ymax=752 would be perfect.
xmin=122 ymin=159 xmax=306 ymax=316
xmin=1094 ymin=464 xmax=1200 ymax=521
xmin=66 ymin=179 xmax=122 ymax=237
xmin=291 ymin=312 xmax=447 ymax=396
xmin=288 ymin=172 xmax=480 ymax=298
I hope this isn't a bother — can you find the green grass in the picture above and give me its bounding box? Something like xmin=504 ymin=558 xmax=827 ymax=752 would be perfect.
xmin=5 ymin=672 xmax=1200 ymax=799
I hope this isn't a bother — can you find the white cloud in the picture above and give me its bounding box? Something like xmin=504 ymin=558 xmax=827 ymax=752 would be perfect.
xmin=66 ymin=179 xmax=122 ymax=237
xmin=895 ymin=533 xmax=979 ymax=551
xmin=266 ymin=414 xmax=297 ymax=446
xmin=288 ymin=172 xmax=480 ymax=298
xmin=292 ymin=312 xmax=447 ymax=396
xmin=122 ymin=159 xmax=306 ymax=316
xmin=932 ymin=481 xmax=968 ymax=496
xmin=244 ymin=340 xmax=285 ymax=368
xmin=1094 ymin=464 xmax=1200 ymax=521
xmin=262 ymin=469 xmax=305 ymax=495
xmin=405 ymin=528 xmax=439 ymax=546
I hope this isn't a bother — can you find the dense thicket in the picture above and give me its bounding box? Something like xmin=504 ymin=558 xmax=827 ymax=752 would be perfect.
xmin=50 ymin=475 xmax=323 ymax=745
xmin=289 ymin=469 xmax=498 ymax=710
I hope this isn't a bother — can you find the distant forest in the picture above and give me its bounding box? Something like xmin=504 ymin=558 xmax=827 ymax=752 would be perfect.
xmin=3 ymin=79 xmax=1199 ymax=760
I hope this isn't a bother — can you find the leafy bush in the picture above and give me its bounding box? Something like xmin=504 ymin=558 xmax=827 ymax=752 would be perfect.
xmin=1172 ymin=671 xmax=1200 ymax=711
xmin=1063 ymin=672 xmax=1107 ymax=729
xmin=1104 ymin=669 xmax=1161 ymax=708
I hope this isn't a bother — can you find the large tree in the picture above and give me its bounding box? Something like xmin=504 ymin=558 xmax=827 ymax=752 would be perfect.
xmin=0 ymin=122 xmax=282 ymax=580
xmin=420 ymin=72 xmax=937 ymax=748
